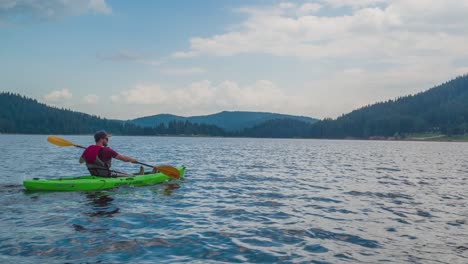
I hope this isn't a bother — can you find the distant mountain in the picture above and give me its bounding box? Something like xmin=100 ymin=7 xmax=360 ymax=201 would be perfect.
xmin=309 ymin=74 xmax=468 ymax=138
xmin=128 ymin=111 xmax=318 ymax=131
xmin=128 ymin=114 xmax=187 ymax=127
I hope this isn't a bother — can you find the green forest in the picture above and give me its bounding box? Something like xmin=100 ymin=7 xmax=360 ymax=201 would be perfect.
xmin=1 ymin=74 xmax=467 ymax=139
xmin=0 ymin=93 xmax=225 ymax=136
xmin=309 ymin=74 xmax=468 ymax=138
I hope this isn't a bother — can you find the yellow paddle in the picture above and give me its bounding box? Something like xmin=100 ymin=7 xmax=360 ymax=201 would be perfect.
xmin=47 ymin=135 xmax=180 ymax=179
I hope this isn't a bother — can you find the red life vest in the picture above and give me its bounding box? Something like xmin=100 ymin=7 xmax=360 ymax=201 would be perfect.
xmin=82 ymin=145 xmax=112 ymax=176
xmin=82 ymin=145 xmax=102 ymax=163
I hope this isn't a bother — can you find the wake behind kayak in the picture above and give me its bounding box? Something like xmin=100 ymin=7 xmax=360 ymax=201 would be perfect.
xmin=23 ymin=166 xmax=185 ymax=192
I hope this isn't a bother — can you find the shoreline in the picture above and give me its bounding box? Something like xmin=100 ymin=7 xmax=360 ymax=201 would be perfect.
xmin=1 ymin=133 xmax=467 ymax=143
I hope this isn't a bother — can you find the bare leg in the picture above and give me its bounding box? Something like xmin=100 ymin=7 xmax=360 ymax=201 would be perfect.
xmin=132 ymin=166 xmax=145 ymax=175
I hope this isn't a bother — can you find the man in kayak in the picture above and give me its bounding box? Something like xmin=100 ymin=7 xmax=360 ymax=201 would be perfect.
xmin=79 ymin=130 xmax=144 ymax=177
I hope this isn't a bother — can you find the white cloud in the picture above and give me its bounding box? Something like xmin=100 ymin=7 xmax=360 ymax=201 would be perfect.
xmin=455 ymin=67 xmax=468 ymax=76
xmin=161 ymin=67 xmax=206 ymax=75
xmin=171 ymin=51 xmax=198 ymax=59
xmin=323 ymin=0 xmax=388 ymax=9
xmin=303 ymin=59 xmax=463 ymax=118
xmin=343 ymin=68 xmax=365 ymax=75
xmin=44 ymin=89 xmax=72 ymax=102
xmin=88 ymin=0 xmax=111 ymax=14
xmin=82 ymin=94 xmax=99 ymax=104
xmin=0 ymin=0 xmax=112 ymax=22
xmin=110 ymin=85 xmax=167 ymax=105
xmin=167 ymin=0 xmax=468 ymax=120
xmin=298 ymin=3 xmax=322 ymax=14
xmin=174 ymin=0 xmax=468 ymax=61
xmin=278 ymin=2 xmax=296 ymax=9
xmin=110 ymin=80 xmax=309 ymax=116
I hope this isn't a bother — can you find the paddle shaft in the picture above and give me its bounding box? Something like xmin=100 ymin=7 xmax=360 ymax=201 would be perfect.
xmin=74 ymin=144 xmax=86 ymax=149
xmin=135 ymin=161 xmax=155 ymax=168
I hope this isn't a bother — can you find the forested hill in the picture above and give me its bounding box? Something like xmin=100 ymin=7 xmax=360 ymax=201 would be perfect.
xmin=0 ymin=92 xmax=130 ymax=134
xmin=234 ymin=118 xmax=313 ymax=138
xmin=128 ymin=111 xmax=317 ymax=131
xmin=0 ymin=92 xmax=224 ymax=135
xmin=309 ymin=74 xmax=468 ymax=138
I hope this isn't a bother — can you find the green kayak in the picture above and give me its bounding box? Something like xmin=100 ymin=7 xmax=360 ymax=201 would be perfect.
xmin=23 ymin=166 xmax=185 ymax=192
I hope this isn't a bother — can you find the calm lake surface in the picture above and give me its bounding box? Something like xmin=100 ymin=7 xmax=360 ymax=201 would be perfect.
xmin=0 ymin=134 xmax=467 ymax=263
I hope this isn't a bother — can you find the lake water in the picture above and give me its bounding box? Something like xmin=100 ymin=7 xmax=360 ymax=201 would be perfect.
xmin=0 ymin=134 xmax=467 ymax=263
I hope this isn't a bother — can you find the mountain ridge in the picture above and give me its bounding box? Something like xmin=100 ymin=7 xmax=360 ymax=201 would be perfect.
xmin=127 ymin=111 xmax=318 ymax=131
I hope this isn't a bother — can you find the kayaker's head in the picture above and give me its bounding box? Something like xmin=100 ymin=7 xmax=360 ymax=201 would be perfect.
xmin=94 ymin=130 xmax=111 ymax=146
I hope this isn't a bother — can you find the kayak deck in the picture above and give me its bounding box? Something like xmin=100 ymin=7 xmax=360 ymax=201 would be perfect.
xmin=23 ymin=166 xmax=185 ymax=192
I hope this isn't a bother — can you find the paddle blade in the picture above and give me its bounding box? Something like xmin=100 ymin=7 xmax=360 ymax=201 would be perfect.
xmin=156 ymin=166 xmax=181 ymax=179
xmin=47 ymin=136 xmax=75 ymax=147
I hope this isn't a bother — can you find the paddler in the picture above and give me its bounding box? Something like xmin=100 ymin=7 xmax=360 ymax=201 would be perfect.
xmin=79 ymin=130 xmax=144 ymax=177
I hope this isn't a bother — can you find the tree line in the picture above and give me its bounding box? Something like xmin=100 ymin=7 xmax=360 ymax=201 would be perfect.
xmin=1 ymin=74 xmax=467 ymax=138
xmin=0 ymin=92 xmax=226 ymax=136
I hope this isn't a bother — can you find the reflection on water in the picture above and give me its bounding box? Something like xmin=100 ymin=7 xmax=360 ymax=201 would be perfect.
xmin=162 ymin=183 xmax=180 ymax=196
xmin=85 ymin=193 xmax=120 ymax=217
xmin=72 ymin=223 xmax=108 ymax=233
xmin=0 ymin=135 xmax=467 ymax=263
xmin=86 ymin=192 xmax=114 ymax=207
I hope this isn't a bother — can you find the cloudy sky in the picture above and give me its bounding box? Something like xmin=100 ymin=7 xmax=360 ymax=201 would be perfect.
xmin=1 ymin=0 xmax=468 ymax=119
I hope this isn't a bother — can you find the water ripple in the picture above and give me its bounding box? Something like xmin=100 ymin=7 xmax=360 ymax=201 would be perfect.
xmin=0 ymin=135 xmax=467 ymax=263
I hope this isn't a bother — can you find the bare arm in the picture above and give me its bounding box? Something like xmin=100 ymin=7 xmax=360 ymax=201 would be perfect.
xmin=115 ymin=154 xmax=137 ymax=163
xmin=79 ymin=156 xmax=85 ymax=164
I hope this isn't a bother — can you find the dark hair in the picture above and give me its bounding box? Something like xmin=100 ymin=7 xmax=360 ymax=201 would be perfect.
xmin=94 ymin=130 xmax=109 ymax=142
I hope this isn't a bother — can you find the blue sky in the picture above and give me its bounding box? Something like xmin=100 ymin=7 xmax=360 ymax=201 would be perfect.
xmin=1 ymin=0 xmax=468 ymax=119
